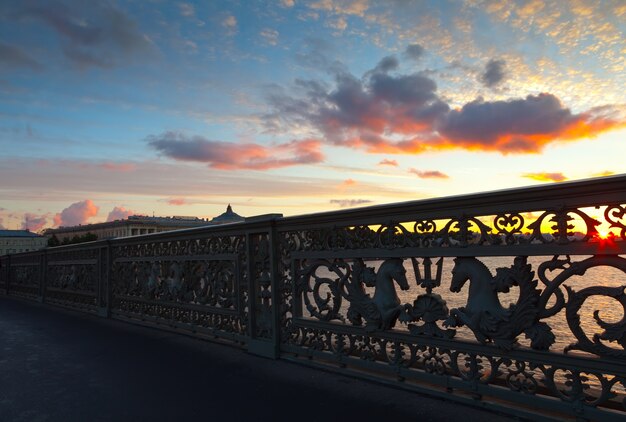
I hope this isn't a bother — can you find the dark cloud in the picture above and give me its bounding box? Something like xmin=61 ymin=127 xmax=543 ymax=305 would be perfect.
xmin=479 ymin=59 xmax=506 ymax=87
xmin=266 ymin=65 xmax=449 ymax=152
xmin=371 ymin=55 xmax=399 ymax=74
xmin=22 ymin=2 xmax=100 ymax=44
xmin=14 ymin=0 xmax=153 ymax=69
xmin=404 ymin=44 xmax=425 ymax=61
xmin=408 ymin=168 xmax=449 ymax=179
xmin=263 ymin=57 xmax=623 ymax=155
xmin=294 ymin=37 xmax=345 ymax=74
xmin=148 ymin=131 xmax=324 ymax=170
xmin=330 ymin=199 xmax=373 ymax=208
xmin=437 ymin=93 xmax=613 ymax=153
xmin=0 ymin=42 xmax=42 ymax=70
xmin=369 ymin=72 xmax=440 ymax=107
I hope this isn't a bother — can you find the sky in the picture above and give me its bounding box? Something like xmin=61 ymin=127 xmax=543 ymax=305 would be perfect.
xmin=0 ymin=0 xmax=625 ymax=231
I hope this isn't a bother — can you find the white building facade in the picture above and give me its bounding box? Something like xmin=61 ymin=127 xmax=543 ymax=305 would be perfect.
xmin=0 ymin=230 xmax=48 ymax=255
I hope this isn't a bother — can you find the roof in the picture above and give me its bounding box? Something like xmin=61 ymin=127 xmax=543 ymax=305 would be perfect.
xmin=127 ymin=215 xmax=209 ymax=226
xmin=210 ymin=204 xmax=244 ymax=223
xmin=44 ymin=215 xmax=210 ymax=235
xmin=0 ymin=230 xmax=44 ymax=238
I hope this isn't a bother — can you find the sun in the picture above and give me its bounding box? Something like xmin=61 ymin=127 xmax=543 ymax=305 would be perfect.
xmin=593 ymin=228 xmax=617 ymax=243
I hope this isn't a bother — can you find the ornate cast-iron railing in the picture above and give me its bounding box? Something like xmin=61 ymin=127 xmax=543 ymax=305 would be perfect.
xmin=2 ymin=175 xmax=625 ymax=421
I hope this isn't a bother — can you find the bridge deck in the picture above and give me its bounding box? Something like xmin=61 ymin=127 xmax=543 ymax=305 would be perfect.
xmin=0 ymin=297 xmax=513 ymax=422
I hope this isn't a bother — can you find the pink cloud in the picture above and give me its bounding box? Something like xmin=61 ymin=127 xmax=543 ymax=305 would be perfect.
xmin=148 ymin=132 xmax=324 ymax=170
xmin=409 ymin=168 xmax=449 ymax=179
xmin=53 ymin=200 xmax=99 ymax=227
xmin=21 ymin=212 xmax=48 ymax=231
xmin=330 ymin=199 xmax=373 ymax=208
xmin=99 ymin=162 xmax=136 ymax=172
xmin=167 ymin=198 xmax=187 ymax=206
xmin=106 ymin=206 xmax=134 ymax=221
xmin=378 ymin=158 xmax=398 ymax=166
xmin=342 ymin=178 xmax=357 ymax=186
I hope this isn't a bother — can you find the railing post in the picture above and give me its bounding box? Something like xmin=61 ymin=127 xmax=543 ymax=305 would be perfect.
xmin=246 ymin=214 xmax=282 ymax=358
xmin=97 ymin=241 xmax=112 ymax=318
xmin=39 ymin=250 xmax=47 ymax=303
xmin=4 ymin=254 xmax=10 ymax=295
xmin=270 ymin=220 xmax=281 ymax=355
xmin=4 ymin=255 xmax=11 ymax=296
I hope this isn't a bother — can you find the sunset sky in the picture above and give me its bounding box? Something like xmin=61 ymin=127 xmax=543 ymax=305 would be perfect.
xmin=1 ymin=0 xmax=625 ymax=231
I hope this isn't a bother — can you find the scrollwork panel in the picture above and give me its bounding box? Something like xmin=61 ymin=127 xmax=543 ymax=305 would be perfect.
xmin=291 ymin=253 xmax=626 ymax=360
xmin=47 ymin=264 xmax=97 ymax=292
xmin=9 ymin=264 xmax=40 ymax=299
xmin=113 ymin=258 xmax=239 ymax=309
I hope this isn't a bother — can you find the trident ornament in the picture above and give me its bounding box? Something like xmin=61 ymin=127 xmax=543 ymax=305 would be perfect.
xmin=401 ymin=257 xmax=455 ymax=338
xmin=410 ymin=257 xmax=443 ymax=293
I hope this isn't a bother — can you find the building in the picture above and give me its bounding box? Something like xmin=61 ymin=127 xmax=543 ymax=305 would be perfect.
xmin=44 ymin=205 xmax=246 ymax=242
xmin=0 ymin=230 xmax=48 ymax=255
xmin=44 ymin=215 xmax=211 ymax=242
xmin=210 ymin=204 xmax=244 ymax=224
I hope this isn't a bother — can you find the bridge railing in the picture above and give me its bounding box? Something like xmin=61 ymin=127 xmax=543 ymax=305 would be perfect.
xmin=2 ymin=175 xmax=625 ymax=421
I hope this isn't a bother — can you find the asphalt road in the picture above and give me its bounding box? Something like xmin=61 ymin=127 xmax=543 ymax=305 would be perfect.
xmin=0 ymin=297 xmax=514 ymax=421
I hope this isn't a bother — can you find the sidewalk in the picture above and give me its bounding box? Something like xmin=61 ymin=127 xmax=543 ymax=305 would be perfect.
xmin=0 ymin=297 xmax=514 ymax=421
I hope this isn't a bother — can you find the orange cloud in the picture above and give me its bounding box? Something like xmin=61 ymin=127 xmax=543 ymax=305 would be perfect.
xmin=149 ymin=132 xmax=324 ymax=170
xmin=436 ymin=95 xmax=626 ymax=154
xmin=522 ymin=172 xmax=567 ymax=182
xmin=343 ymin=178 xmax=357 ymax=186
xmin=53 ymin=200 xmax=99 ymax=227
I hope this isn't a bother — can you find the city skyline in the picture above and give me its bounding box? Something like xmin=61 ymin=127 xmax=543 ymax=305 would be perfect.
xmin=1 ymin=0 xmax=624 ymax=231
